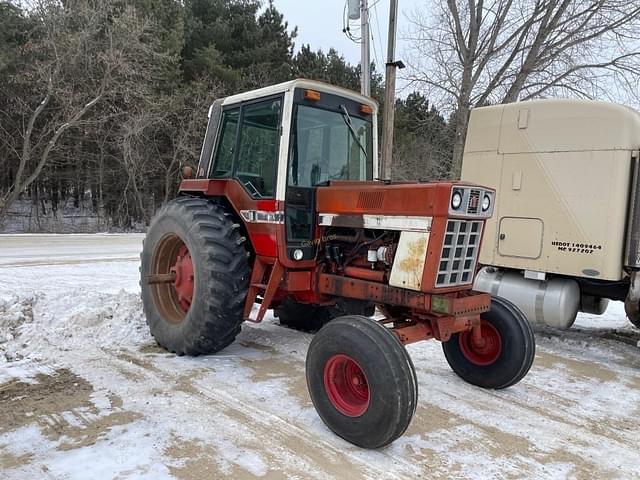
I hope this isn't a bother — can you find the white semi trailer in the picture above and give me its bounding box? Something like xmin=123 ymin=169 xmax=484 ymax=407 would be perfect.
xmin=461 ymin=99 xmax=640 ymax=330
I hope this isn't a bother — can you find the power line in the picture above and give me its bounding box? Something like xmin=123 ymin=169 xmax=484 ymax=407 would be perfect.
xmin=370 ymin=28 xmax=380 ymax=68
xmin=343 ymin=0 xmax=362 ymax=44
xmin=343 ymin=0 xmax=382 ymax=69
xmin=371 ymin=0 xmax=386 ymax=68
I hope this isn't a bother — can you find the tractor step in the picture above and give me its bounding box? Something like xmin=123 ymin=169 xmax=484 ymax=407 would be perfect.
xmin=243 ymin=258 xmax=284 ymax=323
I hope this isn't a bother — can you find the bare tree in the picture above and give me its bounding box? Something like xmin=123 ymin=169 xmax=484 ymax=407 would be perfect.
xmin=114 ymin=80 xmax=221 ymax=224
xmin=406 ymin=0 xmax=640 ymax=178
xmin=155 ymin=83 xmax=222 ymax=204
xmin=0 ymin=0 xmax=159 ymax=223
xmin=393 ymin=136 xmax=453 ymax=181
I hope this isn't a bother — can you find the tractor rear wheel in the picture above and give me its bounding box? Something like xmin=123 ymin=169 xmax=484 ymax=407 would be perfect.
xmin=140 ymin=197 xmax=250 ymax=356
xmin=442 ymin=296 xmax=535 ymax=389
xmin=306 ymin=315 xmax=417 ymax=448
xmin=275 ymin=297 xmax=374 ymax=332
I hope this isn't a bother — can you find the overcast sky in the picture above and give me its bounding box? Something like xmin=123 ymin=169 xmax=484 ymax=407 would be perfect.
xmin=272 ymin=0 xmax=424 ymax=70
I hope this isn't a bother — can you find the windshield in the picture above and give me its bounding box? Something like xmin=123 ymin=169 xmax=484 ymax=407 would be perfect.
xmin=288 ymin=104 xmax=373 ymax=187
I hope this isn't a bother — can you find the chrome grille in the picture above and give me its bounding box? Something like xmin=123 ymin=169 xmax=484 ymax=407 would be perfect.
xmin=448 ymin=187 xmax=494 ymax=218
xmin=436 ymin=220 xmax=483 ymax=287
xmin=467 ymin=189 xmax=481 ymax=214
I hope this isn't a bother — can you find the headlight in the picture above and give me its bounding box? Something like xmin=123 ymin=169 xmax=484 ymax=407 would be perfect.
xmin=482 ymin=193 xmax=491 ymax=212
xmin=451 ymin=190 xmax=463 ymax=210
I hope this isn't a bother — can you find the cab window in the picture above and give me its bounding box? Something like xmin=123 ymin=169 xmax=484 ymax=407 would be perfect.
xmin=210 ymin=97 xmax=282 ymax=198
xmin=235 ymin=99 xmax=281 ymax=198
xmin=211 ymin=108 xmax=239 ymax=178
xmin=288 ymin=104 xmax=372 ymax=187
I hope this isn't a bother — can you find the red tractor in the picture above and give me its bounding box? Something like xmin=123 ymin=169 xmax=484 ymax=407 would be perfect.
xmin=140 ymin=80 xmax=535 ymax=448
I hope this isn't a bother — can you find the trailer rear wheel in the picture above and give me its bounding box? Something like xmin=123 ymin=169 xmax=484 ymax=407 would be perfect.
xmin=141 ymin=197 xmax=250 ymax=356
xmin=624 ymin=298 xmax=640 ymax=329
xmin=306 ymin=315 xmax=417 ymax=448
xmin=442 ymin=296 xmax=535 ymax=389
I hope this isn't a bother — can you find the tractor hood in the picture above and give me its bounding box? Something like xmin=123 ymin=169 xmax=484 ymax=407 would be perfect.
xmin=315 ymin=181 xmax=494 ymax=221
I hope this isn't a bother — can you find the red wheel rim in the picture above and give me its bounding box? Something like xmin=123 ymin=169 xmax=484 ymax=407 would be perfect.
xmin=323 ymin=354 xmax=370 ymax=417
xmin=150 ymin=234 xmax=194 ymax=324
xmin=458 ymin=320 xmax=502 ymax=366
xmin=171 ymin=244 xmax=194 ymax=313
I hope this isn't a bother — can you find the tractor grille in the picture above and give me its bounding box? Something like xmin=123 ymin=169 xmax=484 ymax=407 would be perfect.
xmin=467 ymin=189 xmax=481 ymax=215
xmin=436 ymin=220 xmax=483 ymax=287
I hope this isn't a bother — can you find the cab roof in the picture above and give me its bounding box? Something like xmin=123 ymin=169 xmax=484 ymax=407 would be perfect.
xmin=221 ymin=79 xmax=378 ymax=111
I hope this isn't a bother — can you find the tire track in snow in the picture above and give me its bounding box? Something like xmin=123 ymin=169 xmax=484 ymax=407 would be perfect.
xmin=96 ymin=348 xmax=420 ymax=480
xmin=410 ymin=356 xmax=640 ymax=478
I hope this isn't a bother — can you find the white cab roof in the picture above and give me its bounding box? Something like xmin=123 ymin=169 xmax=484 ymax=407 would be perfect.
xmin=221 ymin=79 xmax=378 ymax=111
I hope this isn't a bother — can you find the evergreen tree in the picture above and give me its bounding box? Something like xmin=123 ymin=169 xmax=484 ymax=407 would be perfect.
xmin=0 ymin=0 xmax=455 ymax=230
xmin=182 ymin=0 xmax=295 ymax=89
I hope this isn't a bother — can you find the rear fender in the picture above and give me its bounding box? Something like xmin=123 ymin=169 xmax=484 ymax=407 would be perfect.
xmin=180 ymin=179 xmax=279 ymax=259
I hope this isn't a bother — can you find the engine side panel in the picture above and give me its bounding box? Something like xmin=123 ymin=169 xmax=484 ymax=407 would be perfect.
xmin=389 ymin=231 xmax=430 ymax=291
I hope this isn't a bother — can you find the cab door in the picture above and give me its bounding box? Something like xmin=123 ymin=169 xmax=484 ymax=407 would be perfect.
xmin=206 ymin=96 xmax=283 ymax=259
xmin=282 ymin=90 xmax=374 ymax=264
xmin=284 ymin=108 xmax=324 ymax=262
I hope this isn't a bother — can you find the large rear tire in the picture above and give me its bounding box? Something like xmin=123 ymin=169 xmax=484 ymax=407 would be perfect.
xmin=275 ymin=298 xmax=374 ymax=332
xmin=140 ymin=197 xmax=250 ymax=356
xmin=442 ymin=296 xmax=535 ymax=389
xmin=306 ymin=315 xmax=417 ymax=448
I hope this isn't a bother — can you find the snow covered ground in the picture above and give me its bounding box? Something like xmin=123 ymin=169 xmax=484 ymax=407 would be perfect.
xmin=1 ymin=234 xmax=639 ymax=479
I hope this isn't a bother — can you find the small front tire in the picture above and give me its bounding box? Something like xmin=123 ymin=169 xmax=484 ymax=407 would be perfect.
xmin=442 ymin=296 xmax=535 ymax=389
xmin=306 ymin=315 xmax=417 ymax=448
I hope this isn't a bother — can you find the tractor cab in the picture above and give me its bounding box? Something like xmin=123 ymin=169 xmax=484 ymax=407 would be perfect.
xmin=191 ymin=79 xmax=378 ymax=265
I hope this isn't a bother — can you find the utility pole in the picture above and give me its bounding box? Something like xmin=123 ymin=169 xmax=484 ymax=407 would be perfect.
xmin=360 ymin=0 xmax=370 ymax=97
xmin=346 ymin=0 xmax=370 ymax=96
xmin=381 ymin=0 xmax=401 ymax=180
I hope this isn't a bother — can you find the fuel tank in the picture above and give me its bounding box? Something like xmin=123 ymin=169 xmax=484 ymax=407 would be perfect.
xmin=580 ymin=294 xmax=609 ymax=315
xmin=474 ymin=267 xmax=580 ymax=329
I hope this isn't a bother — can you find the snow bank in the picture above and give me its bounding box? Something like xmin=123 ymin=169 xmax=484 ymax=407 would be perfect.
xmin=0 ymin=289 xmax=151 ymax=365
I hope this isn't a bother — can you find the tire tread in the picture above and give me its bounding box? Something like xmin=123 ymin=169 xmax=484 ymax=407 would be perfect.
xmin=141 ymin=197 xmax=250 ymax=356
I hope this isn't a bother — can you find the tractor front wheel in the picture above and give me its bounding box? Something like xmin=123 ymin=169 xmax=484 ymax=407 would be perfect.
xmin=140 ymin=197 xmax=250 ymax=356
xmin=442 ymin=296 xmax=535 ymax=389
xmin=306 ymin=315 xmax=417 ymax=448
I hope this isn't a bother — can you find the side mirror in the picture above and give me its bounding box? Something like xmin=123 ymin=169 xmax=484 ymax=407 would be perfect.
xmin=182 ymin=166 xmax=194 ymax=179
